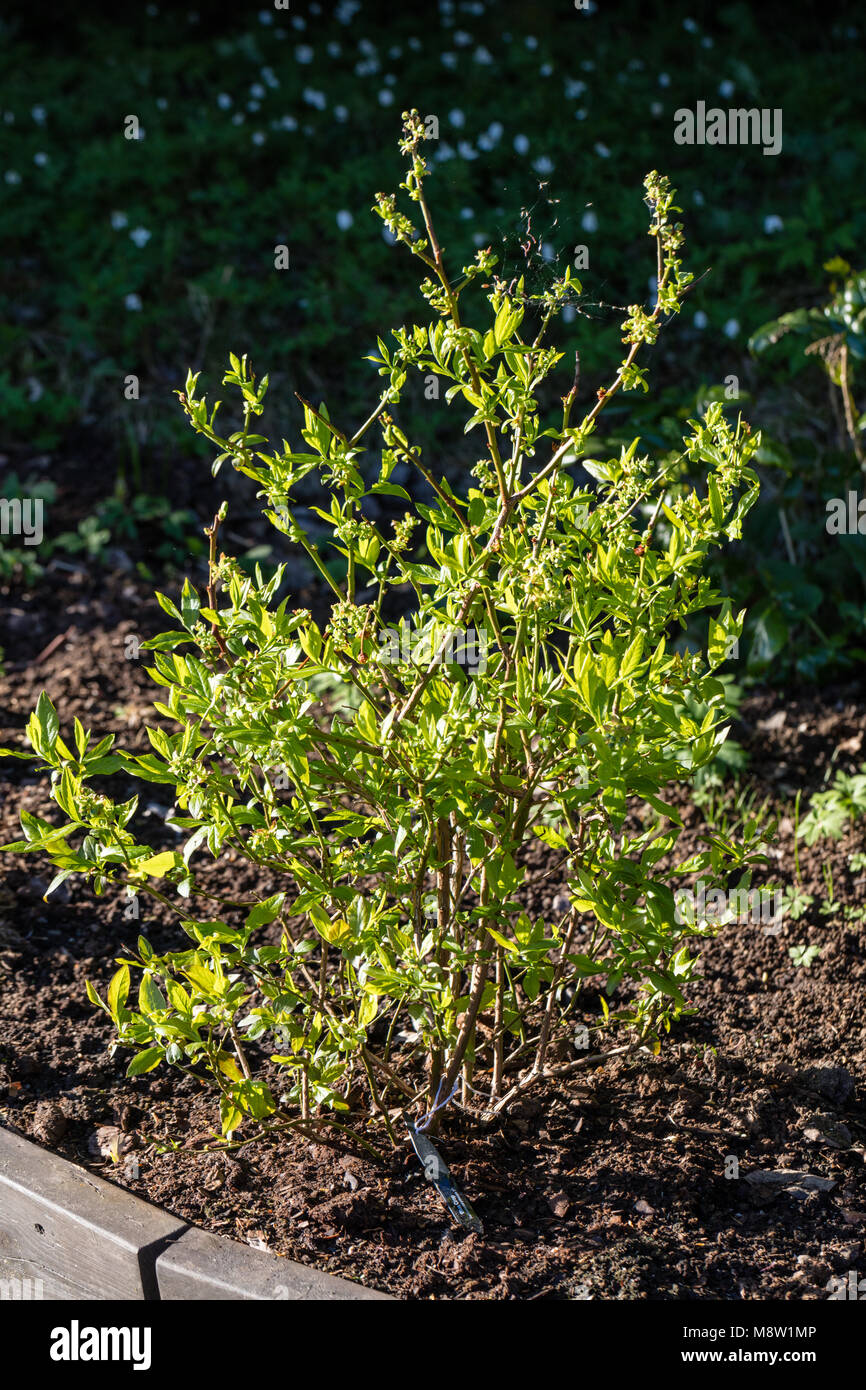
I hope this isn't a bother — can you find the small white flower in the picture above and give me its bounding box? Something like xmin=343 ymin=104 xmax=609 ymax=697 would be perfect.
xmin=658 ymin=72 xmax=671 ymax=87
xmin=472 ymin=232 xmax=486 ymax=248
xmin=248 ymin=101 xmax=261 ymax=113
xmin=594 ymin=142 xmax=611 ymax=158
xmin=533 ymin=155 xmax=554 ymax=175
xmin=327 ymin=42 xmax=342 ymax=57
xmin=217 ymin=93 xmax=232 ymax=109
xmin=514 ymin=133 xmax=530 ymax=154
xmin=125 ymin=293 xmax=142 ymax=311
xmin=250 ymin=83 xmax=265 ymax=99
xmin=434 ymin=142 xmax=456 ymax=162
xmin=581 ymin=210 xmax=598 ymax=233
xmin=449 ymin=108 xmax=465 ymax=128
xmin=232 ymin=113 xmax=245 ymax=125
xmin=407 ymin=36 xmax=422 ymax=51
xmin=651 ymin=101 xmax=664 ymax=117
xmin=763 ymin=214 xmax=784 ymax=234
xmin=454 ymin=29 xmax=472 ymax=46
xmin=525 ymin=35 xmax=538 ymax=49
xmin=382 ymin=224 xmax=397 ymax=246
xmin=336 ymin=210 xmax=354 ymax=230
xmin=291 ymin=13 xmax=304 ymax=28
xmin=487 ymin=120 xmax=503 ymax=142
xmin=719 ymin=78 xmax=735 ymax=97
xmin=334 ymin=106 xmax=349 ymax=123
xmin=129 ymin=226 xmax=151 ymax=247
xmin=441 ymin=52 xmax=458 ymax=69
xmin=723 ymin=318 xmax=739 ymax=339
xmin=33 ymin=152 xmax=48 ymax=166
xmin=460 ymin=206 xmax=474 ymax=220
xmin=156 ymin=97 xmax=168 ymax=110
xmin=279 ymin=114 xmax=298 ymax=130
xmin=540 ymin=63 xmax=553 ymax=77
xmin=31 ymin=105 xmax=47 ymax=124
xmin=683 ymin=17 xmax=698 ymax=32
xmin=26 ymin=377 xmax=43 ymax=402
xmin=4 ymin=170 xmax=21 ymax=185
xmin=3 ymin=112 xmax=14 ymax=125
xmin=575 ymin=109 xmax=587 ymax=120
xmin=261 ymin=67 xmax=279 ymax=89
xmin=251 ymin=131 xmax=266 ymax=146
xmin=541 ymin=242 xmax=555 ymax=263
xmin=562 ymin=304 xmax=576 ymax=324
xmin=474 ymin=46 xmax=493 ymax=64
xmin=457 ymin=140 xmax=477 ymax=160
xmin=111 ymin=210 xmax=128 ymax=229
xmin=295 ymin=45 xmax=314 ymax=64
xmin=378 ymin=89 xmax=394 ymax=106
xmin=693 ymin=310 xmax=708 ymax=329
xmin=693 ymin=189 xmax=705 ymax=206
xmin=258 ymin=8 xmax=273 ymax=22
xmin=388 ymin=45 xmax=402 ymax=59
xmin=701 ymin=35 xmax=714 ymax=48
xmin=565 ymin=79 xmax=586 ymax=99
xmin=477 ymin=134 xmax=493 ymax=151
xmin=303 ymin=88 xmax=327 ymax=110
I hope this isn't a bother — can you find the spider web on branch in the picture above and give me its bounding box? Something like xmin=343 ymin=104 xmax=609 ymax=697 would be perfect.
xmin=490 ymin=180 xmax=625 ymax=321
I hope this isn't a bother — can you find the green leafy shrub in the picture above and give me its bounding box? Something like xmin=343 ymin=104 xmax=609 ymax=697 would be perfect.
xmin=1 ymin=115 xmax=767 ymax=1145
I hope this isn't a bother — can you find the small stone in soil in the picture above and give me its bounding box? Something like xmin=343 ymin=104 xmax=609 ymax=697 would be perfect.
xmin=547 ymin=1191 xmax=570 ymax=1218
xmin=797 ymin=1065 xmax=855 ymax=1105
xmin=31 ymin=1100 xmax=66 ymax=1145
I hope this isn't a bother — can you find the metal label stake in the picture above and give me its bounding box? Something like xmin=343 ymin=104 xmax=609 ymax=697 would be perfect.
xmin=405 ymin=1117 xmax=483 ymax=1235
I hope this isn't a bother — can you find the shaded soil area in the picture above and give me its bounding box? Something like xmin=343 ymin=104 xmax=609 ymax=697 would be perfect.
xmin=0 ymin=562 xmax=864 ymax=1300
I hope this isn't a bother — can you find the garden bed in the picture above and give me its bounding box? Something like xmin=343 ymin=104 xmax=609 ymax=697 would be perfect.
xmin=0 ymin=564 xmax=864 ymax=1300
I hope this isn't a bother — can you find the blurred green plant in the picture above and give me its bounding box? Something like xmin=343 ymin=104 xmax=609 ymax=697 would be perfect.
xmin=798 ymin=762 xmax=866 ymax=845
xmin=750 ymin=260 xmax=866 ymax=470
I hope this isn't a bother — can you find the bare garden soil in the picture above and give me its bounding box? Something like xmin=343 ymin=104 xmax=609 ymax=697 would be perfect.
xmin=1 ymin=555 xmax=865 ymax=1301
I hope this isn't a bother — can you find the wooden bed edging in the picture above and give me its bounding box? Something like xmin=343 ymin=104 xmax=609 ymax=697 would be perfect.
xmin=0 ymin=1125 xmax=391 ymax=1301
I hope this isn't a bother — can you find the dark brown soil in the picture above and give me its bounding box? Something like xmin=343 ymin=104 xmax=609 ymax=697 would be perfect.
xmin=1 ymin=559 xmax=864 ymax=1301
